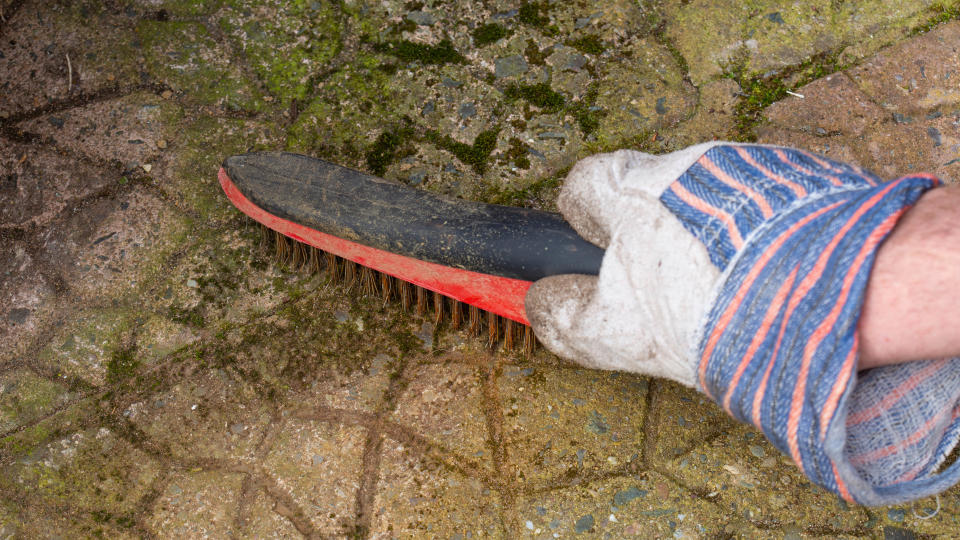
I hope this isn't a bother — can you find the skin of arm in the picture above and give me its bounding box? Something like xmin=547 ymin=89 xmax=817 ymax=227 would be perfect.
xmin=858 ymin=183 xmax=960 ymax=369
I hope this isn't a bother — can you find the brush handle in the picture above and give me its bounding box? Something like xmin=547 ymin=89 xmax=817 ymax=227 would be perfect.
xmin=222 ymin=152 xmax=604 ymax=281
xmin=220 ymin=152 xmax=604 ymax=324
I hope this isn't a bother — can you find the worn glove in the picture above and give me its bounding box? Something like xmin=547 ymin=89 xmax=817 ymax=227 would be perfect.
xmin=526 ymin=142 xmax=960 ymax=506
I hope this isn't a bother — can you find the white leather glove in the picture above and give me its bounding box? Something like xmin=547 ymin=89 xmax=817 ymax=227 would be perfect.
xmin=525 ymin=142 xmax=727 ymax=387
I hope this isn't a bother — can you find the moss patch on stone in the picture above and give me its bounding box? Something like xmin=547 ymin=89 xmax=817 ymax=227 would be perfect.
xmin=105 ymin=346 xmax=139 ymax=384
xmin=504 ymin=137 xmax=531 ymax=170
xmin=425 ymin=128 xmax=499 ymax=174
xmin=149 ymin=0 xmax=224 ymax=17
xmin=566 ymin=34 xmax=605 ymax=56
xmin=37 ymin=309 xmax=140 ymax=387
xmin=504 ymin=82 xmax=566 ymax=111
xmin=518 ymin=0 xmax=554 ymax=33
xmin=0 ymin=370 xmax=70 ymax=435
xmin=286 ymin=53 xmax=400 ymax=167
xmin=172 ymin=116 xmax=282 ymax=223
xmin=911 ymin=2 xmax=960 ymax=34
xmin=366 ymin=125 xmax=417 ymax=176
xmin=484 ymin=169 xmax=565 ymax=209
xmin=136 ymin=20 xmax=265 ymax=112
xmin=727 ymin=50 xmax=845 ymax=141
xmin=219 ymin=0 xmax=343 ymax=105
xmin=375 ymin=39 xmax=466 ymax=65
xmin=472 ymin=23 xmax=510 ymax=46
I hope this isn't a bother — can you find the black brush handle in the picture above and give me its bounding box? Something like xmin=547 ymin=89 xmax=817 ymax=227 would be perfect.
xmin=222 ymin=152 xmax=604 ymax=282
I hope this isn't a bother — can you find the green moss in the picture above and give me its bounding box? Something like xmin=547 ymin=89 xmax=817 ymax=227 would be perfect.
xmin=731 ymin=76 xmax=787 ymax=141
xmin=169 ymin=305 xmax=205 ymax=329
xmin=366 ymin=124 xmax=417 ymax=176
xmin=218 ymin=0 xmax=343 ymax=105
xmin=484 ymin=169 xmax=565 ymax=208
xmin=151 ymin=0 xmax=223 ymax=17
xmin=911 ymin=2 xmax=960 ymax=35
xmin=174 ymin=116 xmax=281 ymax=223
xmin=106 ymin=346 xmax=140 ymax=384
xmin=518 ymin=0 xmax=550 ymax=29
xmin=504 ymin=82 xmax=565 ymax=111
xmin=136 ymin=20 xmax=264 ymax=112
xmin=367 ymin=131 xmax=403 ymax=176
xmin=571 ymin=104 xmax=602 ymax=136
xmin=425 ymin=128 xmax=500 ymax=174
xmin=0 ymin=371 xmax=68 ymax=433
xmin=727 ymin=49 xmax=845 ymax=141
xmin=376 ymin=39 xmax=466 ymax=65
xmin=286 ymin=54 xmax=396 ymax=161
xmin=524 ymin=39 xmax=549 ymax=65
xmin=566 ymin=34 xmax=605 ymax=56
xmin=472 ymin=23 xmax=510 ymax=46
xmin=504 ymin=137 xmax=531 ymax=169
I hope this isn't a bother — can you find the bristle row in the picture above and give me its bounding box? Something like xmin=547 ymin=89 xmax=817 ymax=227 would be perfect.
xmin=253 ymin=221 xmax=535 ymax=353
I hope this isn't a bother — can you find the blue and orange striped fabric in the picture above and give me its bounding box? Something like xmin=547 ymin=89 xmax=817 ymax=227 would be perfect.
xmin=662 ymin=145 xmax=960 ymax=504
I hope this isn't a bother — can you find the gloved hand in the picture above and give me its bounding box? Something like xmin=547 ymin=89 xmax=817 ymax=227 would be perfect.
xmin=525 ymin=142 xmax=723 ymax=387
xmin=525 ymin=142 xmax=960 ymax=506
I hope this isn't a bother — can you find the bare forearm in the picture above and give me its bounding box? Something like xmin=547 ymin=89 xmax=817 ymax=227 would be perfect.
xmin=859 ymin=184 xmax=960 ymax=369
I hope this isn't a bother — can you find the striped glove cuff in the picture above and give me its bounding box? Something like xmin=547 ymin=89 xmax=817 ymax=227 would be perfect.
xmin=666 ymin=145 xmax=960 ymax=505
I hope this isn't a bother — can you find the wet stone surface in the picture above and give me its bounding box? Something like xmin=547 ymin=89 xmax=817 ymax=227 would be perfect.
xmin=2 ymin=0 xmax=960 ymax=537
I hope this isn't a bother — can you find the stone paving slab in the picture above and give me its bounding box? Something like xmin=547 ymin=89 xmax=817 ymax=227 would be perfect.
xmin=3 ymin=1 xmax=960 ymax=538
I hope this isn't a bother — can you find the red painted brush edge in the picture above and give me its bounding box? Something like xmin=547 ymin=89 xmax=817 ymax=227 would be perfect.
xmin=219 ymin=167 xmax=533 ymax=325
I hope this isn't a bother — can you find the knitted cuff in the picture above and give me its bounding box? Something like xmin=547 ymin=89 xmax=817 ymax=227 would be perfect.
xmin=664 ymin=145 xmax=960 ymax=505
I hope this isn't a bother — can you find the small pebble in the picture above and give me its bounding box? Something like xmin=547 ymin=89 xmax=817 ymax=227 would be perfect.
xmin=161 ymin=90 xmax=173 ymax=99
xmin=495 ymin=55 xmax=528 ymax=78
xmin=406 ymin=10 xmax=435 ymax=25
xmin=749 ymin=445 xmax=765 ymax=458
xmin=186 ymin=279 xmax=198 ymax=288
xmin=525 ymin=521 xmax=534 ymax=530
xmin=574 ymin=514 xmax=594 ymax=533
xmin=142 ymin=163 xmax=152 ymax=173
xmin=458 ymin=102 xmax=477 ymax=120
xmin=614 ymin=487 xmax=646 ymax=506
xmin=441 ymin=76 xmax=462 ymax=88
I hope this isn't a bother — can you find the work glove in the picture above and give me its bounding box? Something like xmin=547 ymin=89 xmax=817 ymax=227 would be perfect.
xmin=525 ymin=142 xmax=960 ymax=506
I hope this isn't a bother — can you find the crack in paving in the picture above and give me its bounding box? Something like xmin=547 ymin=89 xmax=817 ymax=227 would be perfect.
xmin=0 ymin=82 xmax=172 ymax=127
xmin=350 ymin=352 xmax=415 ymax=537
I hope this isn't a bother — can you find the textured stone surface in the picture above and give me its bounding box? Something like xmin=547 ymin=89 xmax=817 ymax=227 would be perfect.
xmin=499 ymin=366 xmax=649 ymax=488
xmin=3 ymin=0 xmax=960 ymax=537
xmin=765 ymin=74 xmax=885 ymax=137
xmin=665 ymin=0 xmax=957 ymax=85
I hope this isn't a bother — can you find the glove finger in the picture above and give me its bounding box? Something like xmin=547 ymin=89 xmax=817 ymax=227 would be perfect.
xmin=525 ymin=273 xmax=599 ymax=362
xmin=557 ymin=150 xmax=649 ymax=249
xmin=526 ymin=270 xmax=695 ymax=385
xmin=558 ymin=142 xmax=728 ymax=249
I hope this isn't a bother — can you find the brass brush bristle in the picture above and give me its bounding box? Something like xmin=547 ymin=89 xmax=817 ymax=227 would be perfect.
xmin=252 ymin=221 xmax=536 ymax=353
